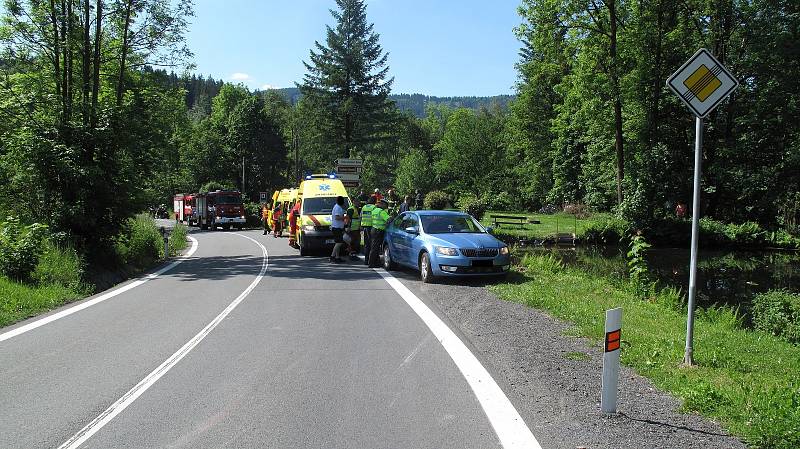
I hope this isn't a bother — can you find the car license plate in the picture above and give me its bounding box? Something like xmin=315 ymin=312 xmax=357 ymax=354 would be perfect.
xmin=325 ymin=239 xmax=335 ymax=244
xmin=471 ymin=260 xmax=493 ymax=267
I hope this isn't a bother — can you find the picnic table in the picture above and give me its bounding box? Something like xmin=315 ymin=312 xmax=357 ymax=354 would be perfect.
xmin=490 ymin=214 xmax=541 ymax=228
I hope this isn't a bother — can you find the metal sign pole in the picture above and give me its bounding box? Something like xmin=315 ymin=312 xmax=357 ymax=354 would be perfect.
xmin=684 ymin=116 xmax=703 ymax=366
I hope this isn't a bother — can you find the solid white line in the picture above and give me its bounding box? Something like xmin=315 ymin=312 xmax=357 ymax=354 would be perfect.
xmin=57 ymin=233 xmax=268 ymax=449
xmin=374 ymin=268 xmax=542 ymax=449
xmin=0 ymin=236 xmax=200 ymax=343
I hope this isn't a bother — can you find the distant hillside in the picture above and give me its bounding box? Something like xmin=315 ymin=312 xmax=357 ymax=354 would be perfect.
xmin=270 ymin=87 xmax=514 ymax=117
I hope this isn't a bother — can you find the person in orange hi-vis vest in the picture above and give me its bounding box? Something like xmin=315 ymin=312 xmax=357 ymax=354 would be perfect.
xmin=272 ymin=203 xmax=284 ymax=238
xmin=288 ymin=201 xmax=301 ymax=248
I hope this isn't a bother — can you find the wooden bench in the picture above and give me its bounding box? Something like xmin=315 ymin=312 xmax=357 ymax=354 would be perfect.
xmin=491 ymin=214 xmax=540 ymax=228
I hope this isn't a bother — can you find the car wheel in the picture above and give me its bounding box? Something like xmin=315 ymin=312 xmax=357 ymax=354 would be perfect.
xmin=299 ymin=242 xmax=308 ymax=256
xmin=383 ymin=245 xmax=397 ymax=270
xmin=420 ymin=252 xmax=435 ymax=284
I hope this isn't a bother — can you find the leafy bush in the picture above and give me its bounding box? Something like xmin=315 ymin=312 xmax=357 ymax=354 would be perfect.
xmin=486 ymin=191 xmax=515 ymax=212
xmin=723 ymin=221 xmax=766 ymax=245
xmin=0 ymin=217 xmax=49 ymax=281
xmin=580 ymin=214 xmax=629 ymax=244
xmin=770 ymin=229 xmax=800 ymax=249
xmin=199 ymin=181 xmax=236 ymax=193
xmin=751 ymin=290 xmax=800 ymax=344
xmin=424 ymin=190 xmax=450 ymax=210
xmin=31 ymin=240 xmax=86 ymax=291
xmin=114 ymin=214 xmax=162 ymax=268
xmin=626 ymin=233 xmax=652 ymax=299
xmin=243 ymin=201 xmax=264 ymax=228
xmin=168 ymin=223 xmax=189 ymax=256
xmin=456 ymin=194 xmax=489 ymax=220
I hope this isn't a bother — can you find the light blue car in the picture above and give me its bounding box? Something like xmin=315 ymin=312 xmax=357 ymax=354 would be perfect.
xmin=382 ymin=210 xmax=511 ymax=283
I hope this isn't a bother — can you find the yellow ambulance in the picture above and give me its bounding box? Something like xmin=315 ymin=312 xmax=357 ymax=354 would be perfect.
xmin=296 ymin=174 xmax=351 ymax=256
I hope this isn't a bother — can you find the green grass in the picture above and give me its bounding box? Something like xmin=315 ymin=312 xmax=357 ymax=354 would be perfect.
xmin=168 ymin=223 xmax=189 ymax=256
xmin=481 ymin=211 xmax=615 ymax=239
xmin=0 ymin=276 xmax=84 ymax=328
xmin=564 ymin=351 xmax=591 ymax=361
xmin=0 ymin=217 xmax=190 ymax=330
xmin=492 ymin=254 xmax=800 ymax=449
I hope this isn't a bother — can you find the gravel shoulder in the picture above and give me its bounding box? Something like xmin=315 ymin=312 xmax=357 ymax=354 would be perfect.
xmin=389 ymin=267 xmax=747 ymax=449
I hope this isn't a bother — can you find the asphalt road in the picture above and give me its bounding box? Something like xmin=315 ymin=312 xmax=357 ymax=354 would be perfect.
xmin=0 ymin=228 xmax=531 ymax=449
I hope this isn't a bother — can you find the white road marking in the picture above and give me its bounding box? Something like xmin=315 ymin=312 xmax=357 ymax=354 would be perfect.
xmin=374 ymin=268 xmax=542 ymax=449
xmin=57 ymin=233 xmax=268 ymax=449
xmin=0 ymin=236 xmax=200 ymax=343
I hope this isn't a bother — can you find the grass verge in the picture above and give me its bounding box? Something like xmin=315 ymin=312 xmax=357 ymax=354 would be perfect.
xmin=1 ymin=216 xmax=190 ymax=330
xmin=491 ymin=253 xmax=800 ymax=449
xmin=480 ymin=211 xmax=617 ymax=240
xmin=0 ymin=277 xmax=84 ymax=328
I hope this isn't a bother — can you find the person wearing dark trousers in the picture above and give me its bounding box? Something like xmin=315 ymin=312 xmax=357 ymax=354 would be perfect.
xmin=330 ymin=196 xmax=346 ymax=263
xmin=368 ymin=199 xmax=390 ymax=268
xmin=360 ymin=197 xmax=375 ymax=265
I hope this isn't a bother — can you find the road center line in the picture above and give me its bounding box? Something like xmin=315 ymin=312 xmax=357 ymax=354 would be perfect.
xmin=57 ymin=233 xmax=268 ymax=449
xmin=374 ymin=268 xmax=542 ymax=449
xmin=0 ymin=236 xmax=200 ymax=343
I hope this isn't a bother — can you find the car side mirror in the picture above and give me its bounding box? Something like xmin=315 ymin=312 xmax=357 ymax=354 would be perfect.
xmin=405 ymin=226 xmax=419 ymax=234
xmin=485 ymin=226 xmax=494 ymax=235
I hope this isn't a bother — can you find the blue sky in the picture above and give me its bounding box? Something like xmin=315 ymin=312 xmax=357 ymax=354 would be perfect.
xmin=185 ymin=0 xmax=523 ymax=96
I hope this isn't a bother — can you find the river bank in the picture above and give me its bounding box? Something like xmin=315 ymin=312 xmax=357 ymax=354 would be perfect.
xmin=491 ymin=253 xmax=800 ymax=448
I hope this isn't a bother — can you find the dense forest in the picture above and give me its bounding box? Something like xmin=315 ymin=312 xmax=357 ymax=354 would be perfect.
xmin=270 ymin=87 xmax=514 ymax=118
xmin=1 ymin=0 xmax=798 ymax=257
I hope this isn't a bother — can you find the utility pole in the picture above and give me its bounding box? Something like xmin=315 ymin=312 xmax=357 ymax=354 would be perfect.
xmin=242 ymin=155 xmax=245 ymax=196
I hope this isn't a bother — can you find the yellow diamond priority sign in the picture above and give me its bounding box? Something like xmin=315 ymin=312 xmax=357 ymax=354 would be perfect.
xmin=667 ymin=48 xmax=738 ymax=118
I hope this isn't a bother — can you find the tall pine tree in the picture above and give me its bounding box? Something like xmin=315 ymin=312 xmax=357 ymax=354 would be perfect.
xmin=300 ymin=0 xmax=393 ymax=160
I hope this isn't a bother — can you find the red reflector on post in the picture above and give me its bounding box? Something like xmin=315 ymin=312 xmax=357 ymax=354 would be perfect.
xmin=605 ymin=329 xmax=621 ymax=352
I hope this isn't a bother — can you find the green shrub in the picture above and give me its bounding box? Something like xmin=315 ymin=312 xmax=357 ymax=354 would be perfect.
xmin=456 ymin=194 xmax=489 ymax=220
xmin=723 ymin=221 xmax=766 ymax=245
xmin=168 ymin=223 xmax=189 ymax=256
xmin=114 ymin=214 xmax=162 ymax=268
xmin=626 ymin=233 xmax=652 ymax=299
xmin=424 ymin=190 xmax=450 ymax=210
xmin=751 ymin=290 xmax=800 ymax=344
xmin=199 ymin=181 xmax=236 ymax=193
xmin=243 ymin=201 xmax=264 ymax=228
xmin=770 ymin=229 xmax=800 ymax=249
xmin=486 ymin=191 xmax=515 ymax=211
xmin=0 ymin=217 xmax=48 ymax=281
xmin=31 ymin=240 xmax=86 ymax=291
xmin=581 ymin=214 xmax=629 ymax=244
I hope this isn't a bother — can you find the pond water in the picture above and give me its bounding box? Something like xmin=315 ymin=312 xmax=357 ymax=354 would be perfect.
xmin=518 ymin=245 xmax=800 ymax=311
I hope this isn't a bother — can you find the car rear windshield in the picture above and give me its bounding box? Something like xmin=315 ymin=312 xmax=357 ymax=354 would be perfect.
xmin=215 ymin=195 xmax=241 ymax=204
xmin=303 ymin=197 xmax=349 ymax=215
xmin=420 ymin=215 xmax=485 ymax=234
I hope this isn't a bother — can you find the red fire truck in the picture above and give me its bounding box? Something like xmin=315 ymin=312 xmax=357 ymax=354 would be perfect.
xmin=193 ymin=190 xmax=245 ymax=230
xmin=172 ymin=193 xmax=196 ymax=224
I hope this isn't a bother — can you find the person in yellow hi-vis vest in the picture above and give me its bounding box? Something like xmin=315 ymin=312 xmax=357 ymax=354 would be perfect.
xmin=345 ymin=197 xmax=362 ymax=259
xmin=262 ymin=203 xmax=271 ymax=235
xmin=360 ymin=197 xmax=376 ymax=265
xmin=368 ymin=198 xmax=391 ymax=268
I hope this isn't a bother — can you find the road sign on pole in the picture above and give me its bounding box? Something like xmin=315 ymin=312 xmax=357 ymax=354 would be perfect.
xmin=667 ymin=48 xmax=739 ymax=119
xmin=667 ymin=49 xmax=737 ymax=366
xmin=336 ymin=158 xmax=363 ymax=188
xmin=259 ymin=192 xmax=268 ymax=203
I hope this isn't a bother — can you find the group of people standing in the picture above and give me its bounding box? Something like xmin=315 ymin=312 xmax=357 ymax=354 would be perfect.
xmin=262 ymin=200 xmax=301 ymax=248
xmin=356 ymin=188 xmax=424 ymax=216
xmin=328 ymin=195 xmax=391 ymax=267
xmin=260 ymin=187 xmax=426 ymax=266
